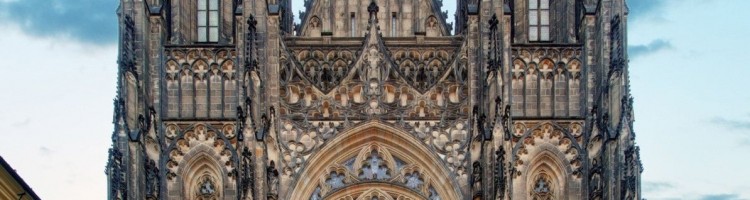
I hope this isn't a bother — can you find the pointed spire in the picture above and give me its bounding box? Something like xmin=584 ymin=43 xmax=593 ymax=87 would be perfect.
xmin=365 ymin=0 xmax=382 ymax=40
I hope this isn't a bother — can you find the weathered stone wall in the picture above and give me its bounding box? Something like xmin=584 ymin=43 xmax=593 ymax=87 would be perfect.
xmin=106 ymin=0 xmax=642 ymax=199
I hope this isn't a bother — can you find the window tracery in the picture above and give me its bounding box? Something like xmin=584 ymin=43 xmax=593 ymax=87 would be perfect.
xmin=404 ymin=171 xmax=423 ymax=189
xmin=297 ymin=142 xmax=447 ymax=200
xmin=360 ymin=150 xmax=391 ymax=180
xmin=326 ymin=171 xmax=346 ymax=189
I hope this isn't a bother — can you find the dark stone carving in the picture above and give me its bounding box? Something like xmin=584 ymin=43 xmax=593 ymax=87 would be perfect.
xmin=589 ymin=158 xmax=603 ymax=199
xmin=502 ymin=105 xmax=511 ymax=140
xmin=237 ymin=106 xmax=246 ymax=141
xmin=487 ymin=14 xmax=500 ymax=73
xmin=390 ymin=48 xmax=458 ymax=93
xmin=292 ymin=49 xmax=357 ymax=93
xmin=106 ymin=148 xmax=127 ymax=200
xmin=495 ymin=149 xmax=506 ymax=199
xmin=241 ymin=147 xmax=255 ymax=199
xmin=145 ymin=158 xmax=159 ymax=199
xmin=113 ymin=98 xmax=127 ymax=142
xmin=256 ymin=110 xmax=271 ymax=141
xmin=472 ymin=161 xmax=483 ymax=197
xmin=199 ymin=177 xmax=216 ymax=196
xmin=119 ymin=15 xmax=137 ymax=75
xmin=609 ymin=15 xmax=624 ymax=77
xmin=245 ymin=15 xmax=258 ymax=72
xmin=622 ymin=147 xmax=639 ymax=199
xmin=368 ymin=1 xmax=379 ymax=15
xmin=267 ymin=161 xmax=280 ymax=199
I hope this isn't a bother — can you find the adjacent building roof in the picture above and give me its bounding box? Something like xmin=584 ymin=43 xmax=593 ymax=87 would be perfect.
xmin=0 ymin=155 xmax=41 ymax=200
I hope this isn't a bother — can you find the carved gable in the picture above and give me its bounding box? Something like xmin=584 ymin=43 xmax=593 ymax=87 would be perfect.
xmin=297 ymin=0 xmax=452 ymax=37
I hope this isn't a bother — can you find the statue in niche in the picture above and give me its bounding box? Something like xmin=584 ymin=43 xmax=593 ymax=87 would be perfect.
xmin=364 ymin=45 xmax=383 ymax=83
xmin=267 ymin=161 xmax=280 ymax=198
xmin=427 ymin=16 xmax=437 ymax=29
xmin=145 ymin=159 xmax=159 ymax=199
xmin=534 ymin=178 xmax=549 ymax=193
xmin=198 ymin=176 xmax=216 ymax=198
xmin=426 ymin=16 xmax=439 ymax=36
xmin=589 ymin=158 xmax=603 ymax=199
xmin=531 ymin=175 xmax=553 ymax=200
xmin=495 ymin=149 xmax=506 ymax=199
xmin=241 ymin=147 xmax=254 ymax=199
xmin=310 ymin=17 xmax=320 ymax=28
xmin=472 ymin=161 xmax=482 ymax=195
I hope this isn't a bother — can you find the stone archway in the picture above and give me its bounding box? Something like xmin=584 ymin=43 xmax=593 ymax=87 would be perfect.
xmin=287 ymin=121 xmax=462 ymax=200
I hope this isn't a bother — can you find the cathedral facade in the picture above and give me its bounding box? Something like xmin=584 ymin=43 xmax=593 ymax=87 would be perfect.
xmin=106 ymin=0 xmax=642 ymax=199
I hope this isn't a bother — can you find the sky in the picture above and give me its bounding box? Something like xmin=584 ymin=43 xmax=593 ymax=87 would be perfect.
xmin=0 ymin=0 xmax=748 ymax=199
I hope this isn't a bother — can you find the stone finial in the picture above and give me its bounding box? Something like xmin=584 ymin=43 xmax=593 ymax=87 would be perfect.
xmin=368 ymin=0 xmax=379 ymax=16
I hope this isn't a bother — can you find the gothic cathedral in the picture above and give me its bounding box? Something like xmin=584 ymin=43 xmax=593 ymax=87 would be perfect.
xmin=106 ymin=0 xmax=642 ymax=199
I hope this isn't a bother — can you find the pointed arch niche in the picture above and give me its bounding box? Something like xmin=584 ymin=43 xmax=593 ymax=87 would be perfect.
xmin=286 ymin=121 xmax=462 ymax=200
xmin=526 ymin=153 xmax=565 ymax=200
xmin=182 ymin=153 xmax=225 ymax=200
xmin=511 ymin=123 xmax=583 ymax=199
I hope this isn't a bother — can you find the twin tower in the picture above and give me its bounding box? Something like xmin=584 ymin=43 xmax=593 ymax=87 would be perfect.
xmin=106 ymin=0 xmax=642 ymax=199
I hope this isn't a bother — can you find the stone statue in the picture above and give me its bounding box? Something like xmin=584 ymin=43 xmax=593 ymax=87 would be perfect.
xmin=365 ymin=46 xmax=382 ymax=82
xmin=267 ymin=161 xmax=279 ymax=198
xmin=241 ymin=147 xmax=254 ymax=199
xmin=495 ymin=149 xmax=506 ymax=199
xmin=199 ymin=177 xmax=215 ymax=196
xmin=472 ymin=161 xmax=482 ymax=195
xmin=145 ymin=159 xmax=159 ymax=199
xmin=533 ymin=178 xmax=549 ymax=193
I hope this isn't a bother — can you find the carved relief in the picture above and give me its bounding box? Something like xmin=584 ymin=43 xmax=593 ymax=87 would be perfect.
xmin=278 ymin=19 xmax=471 ymax=186
xmin=145 ymin=158 xmax=160 ymax=200
xmin=196 ymin=176 xmax=218 ymax=200
xmin=164 ymin=123 xmax=238 ymax=183
xmin=512 ymin=122 xmax=583 ymax=179
xmin=290 ymin=48 xmax=359 ymax=94
xmin=268 ymin=161 xmax=280 ymax=199
xmin=108 ymin=1 xmax=644 ymax=200
xmin=389 ymin=48 xmax=459 ymax=93
xmin=530 ymin=173 xmax=555 ymax=200
xmin=164 ymin=48 xmax=238 ymax=118
xmin=510 ymin=47 xmax=584 ymax=117
xmin=305 ymin=143 xmax=440 ymax=199
xmin=425 ymin=16 xmax=439 ymax=37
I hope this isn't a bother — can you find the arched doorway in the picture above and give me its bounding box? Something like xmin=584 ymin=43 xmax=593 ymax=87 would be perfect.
xmin=287 ymin=122 xmax=462 ymax=200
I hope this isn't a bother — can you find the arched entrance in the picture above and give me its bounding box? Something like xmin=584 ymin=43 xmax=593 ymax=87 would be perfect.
xmin=287 ymin=122 xmax=462 ymax=200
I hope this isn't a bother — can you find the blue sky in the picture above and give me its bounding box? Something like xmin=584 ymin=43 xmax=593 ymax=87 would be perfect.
xmin=0 ymin=0 xmax=748 ymax=199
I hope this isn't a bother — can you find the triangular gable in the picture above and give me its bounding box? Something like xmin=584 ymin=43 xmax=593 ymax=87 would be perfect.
xmin=297 ymin=0 xmax=453 ymax=37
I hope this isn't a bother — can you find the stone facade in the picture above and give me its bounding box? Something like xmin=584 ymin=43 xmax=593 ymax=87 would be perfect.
xmin=106 ymin=0 xmax=642 ymax=199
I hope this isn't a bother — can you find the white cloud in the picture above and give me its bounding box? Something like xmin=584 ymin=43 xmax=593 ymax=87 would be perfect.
xmin=0 ymin=24 xmax=116 ymax=199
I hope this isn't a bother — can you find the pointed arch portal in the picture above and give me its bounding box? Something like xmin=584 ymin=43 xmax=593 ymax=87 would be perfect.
xmin=286 ymin=121 xmax=462 ymax=200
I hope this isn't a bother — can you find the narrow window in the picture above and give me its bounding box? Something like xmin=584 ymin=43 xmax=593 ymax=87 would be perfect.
xmin=391 ymin=12 xmax=397 ymax=36
xmin=198 ymin=0 xmax=219 ymax=42
xmin=351 ymin=12 xmax=357 ymax=37
xmin=529 ymin=0 xmax=550 ymax=42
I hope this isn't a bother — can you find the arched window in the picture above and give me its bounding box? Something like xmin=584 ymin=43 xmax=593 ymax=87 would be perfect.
xmin=529 ymin=0 xmax=550 ymax=42
xmin=198 ymin=0 xmax=219 ymax=42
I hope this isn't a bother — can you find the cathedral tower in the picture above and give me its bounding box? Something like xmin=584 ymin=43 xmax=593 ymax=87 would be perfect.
xmin=106 ymin=0 xmax=642 ymax=199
